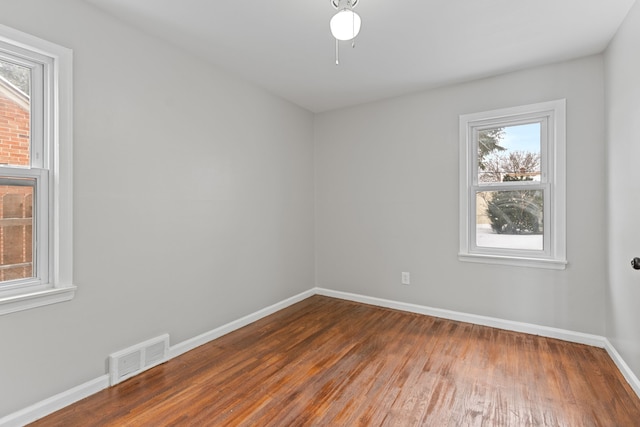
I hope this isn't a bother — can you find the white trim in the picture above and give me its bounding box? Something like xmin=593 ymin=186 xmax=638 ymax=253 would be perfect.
xmin=0 ymin=375 xmax=109 ymax=427
xmin=604 ymin=339 xmax=640 ymax=398
xmin=3 ymin=287 xmax=639 ymax=425
xmin=0 ymin=285 xmax=76 ymax=316
xmin=458 ymin=253 xmax=568 ymax=270
xmin=51 ymin=34 xmax=74 ymax=289
xmin=315 ymin=288 xmax=605 ymax=347
xmin=168 ymin=288 xmax=316 ymax=359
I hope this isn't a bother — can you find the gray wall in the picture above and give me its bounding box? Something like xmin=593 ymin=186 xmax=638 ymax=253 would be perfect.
xmin=315 ymin=55 xmax=607 ymax=335
xmin=0 ymin=0 xmax=314 ymax=416
xmin=605 ymin=0 xmax=640 ymax=378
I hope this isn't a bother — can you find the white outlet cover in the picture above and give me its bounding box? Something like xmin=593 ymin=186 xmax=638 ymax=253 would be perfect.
xmin=401 ymin=272 xmax=410 ymax=285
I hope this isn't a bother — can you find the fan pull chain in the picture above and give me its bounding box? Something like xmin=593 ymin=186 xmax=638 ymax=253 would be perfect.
xmin=336 ymin=39 xmax=340 ymax=65
xmin=352 ymin=8 xmax=356 ymax=48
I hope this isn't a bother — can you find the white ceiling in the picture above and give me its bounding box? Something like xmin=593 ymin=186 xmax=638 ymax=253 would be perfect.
xmin=83 ymin=0 xmax=636 ymax=112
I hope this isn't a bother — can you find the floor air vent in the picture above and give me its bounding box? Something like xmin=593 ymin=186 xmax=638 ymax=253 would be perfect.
xmin=108 ymin=334 xmax=170 ymax=386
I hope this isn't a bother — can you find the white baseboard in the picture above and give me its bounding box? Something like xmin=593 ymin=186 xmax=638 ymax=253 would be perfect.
xmin=4 ymin=286 xmax=639 ymax=426
xmin=168 ymin=288 xmax=316 ymax=359
xmin=314 ymin=288 xmax=606 ymax=347
xmin=0 ymin=375 xmax=109 ymax=427
xmin=604 ymin=339 xmax=640 ymax=398
xmin=315 ymin=287 xmax=640 ymax=399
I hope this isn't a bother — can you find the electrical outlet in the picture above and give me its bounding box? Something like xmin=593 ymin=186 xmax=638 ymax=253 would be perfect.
xmin=401 ymin=272 xmax=410 ymax=285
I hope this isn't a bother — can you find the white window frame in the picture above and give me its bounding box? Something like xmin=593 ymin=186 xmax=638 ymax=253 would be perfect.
xmin=459 ymin=100 xmax=566 ymax=270
xmin=0 ymin=24 xmax=75 ymax=315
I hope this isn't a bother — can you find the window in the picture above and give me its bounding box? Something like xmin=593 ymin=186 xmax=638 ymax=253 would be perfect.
xmin=0 ymin=24 xmax=74 ymax=314
xmin=459 ymin=100 xmax=566 ymax=269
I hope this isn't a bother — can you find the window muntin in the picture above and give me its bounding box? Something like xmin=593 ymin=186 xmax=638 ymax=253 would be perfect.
xmin=459 ymin=100 xmax=566 ymax=269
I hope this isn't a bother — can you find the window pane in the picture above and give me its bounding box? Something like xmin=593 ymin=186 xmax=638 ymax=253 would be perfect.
xmin=0 ymin=59 xmax=31 ymax=166
xmin=0 ymin=184 xmax=33 ymax=283
xmin=478 ymin=123 xmax=541 ymax=183
xmin=476 ymin=190 xmax=543 ymax=251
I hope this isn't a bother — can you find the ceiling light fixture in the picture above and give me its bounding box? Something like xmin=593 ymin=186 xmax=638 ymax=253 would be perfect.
xmin=330 ymin=0 xmax=361 ymax=65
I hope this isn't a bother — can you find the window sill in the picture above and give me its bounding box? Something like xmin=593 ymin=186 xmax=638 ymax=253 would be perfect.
xmin=0 ymin=285 xmax=77 ymax=316
xmin=459 ymin=253 xmax=567 ymax=270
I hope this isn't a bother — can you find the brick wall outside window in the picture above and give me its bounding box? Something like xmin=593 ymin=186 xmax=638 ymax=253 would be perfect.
xmin=0 ymin=90 xmax=29 ymax=166
xmin=0 ymin=81 xmax=33 ymax=282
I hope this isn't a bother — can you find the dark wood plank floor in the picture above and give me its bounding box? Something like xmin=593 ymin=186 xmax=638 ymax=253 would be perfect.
xmin=31 ymin=296 xmax=640 ymax=426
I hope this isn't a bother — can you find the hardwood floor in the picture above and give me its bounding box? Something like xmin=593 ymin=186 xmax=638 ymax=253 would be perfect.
xmin=31 ymin=296 xmax=640 ymax=426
